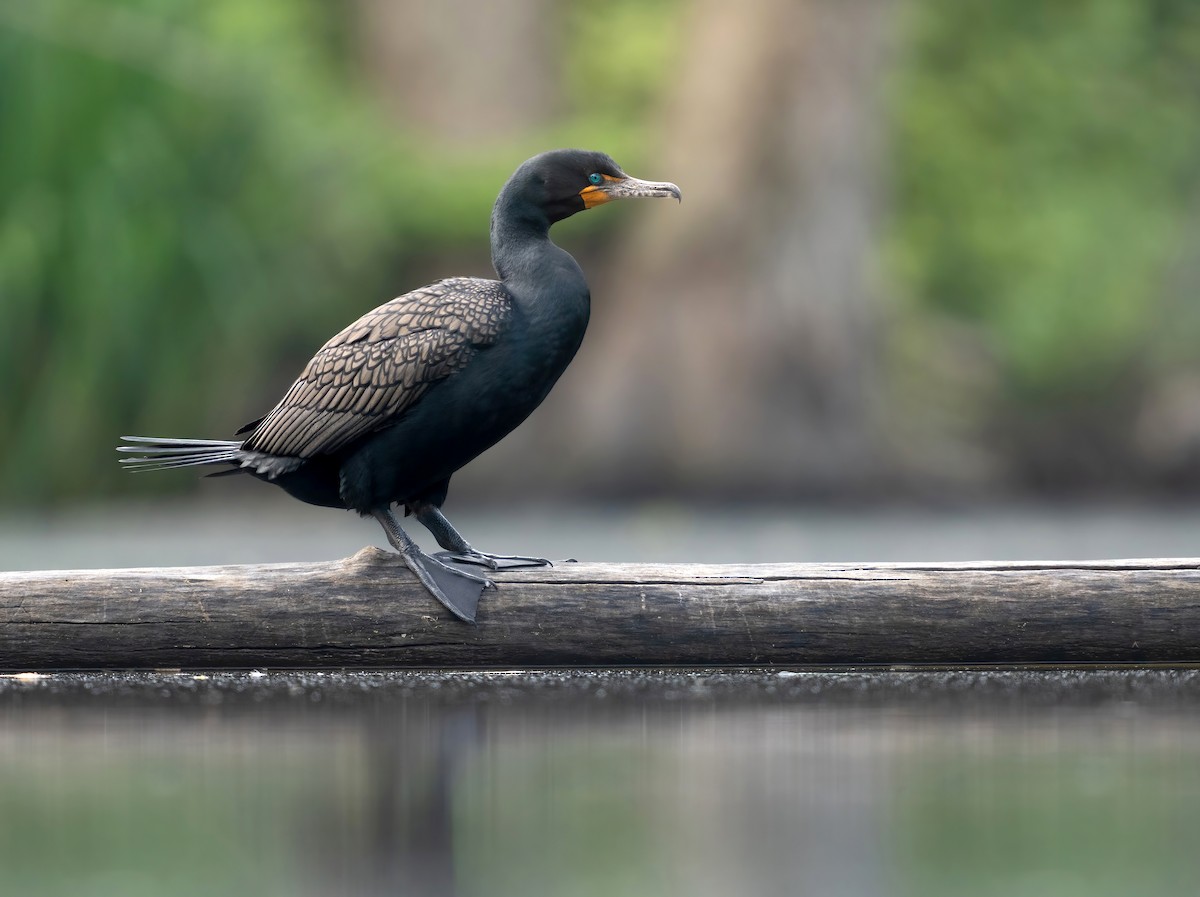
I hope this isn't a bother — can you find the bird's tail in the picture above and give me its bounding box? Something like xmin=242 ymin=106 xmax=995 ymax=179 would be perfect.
xmin=117 ymin=435 xmax=242 ymax=472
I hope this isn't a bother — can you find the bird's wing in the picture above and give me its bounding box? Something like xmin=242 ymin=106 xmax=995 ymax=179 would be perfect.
xmin=240 ymin=278 xmax=511 ymax=460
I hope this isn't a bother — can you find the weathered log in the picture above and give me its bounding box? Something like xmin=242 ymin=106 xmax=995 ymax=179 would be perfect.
xmin=2 ymin=548 xmax=1199 ymax=669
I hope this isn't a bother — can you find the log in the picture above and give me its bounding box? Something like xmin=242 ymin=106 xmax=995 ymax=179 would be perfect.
xmin=2 ymin=548 xmax=1199 ymax=669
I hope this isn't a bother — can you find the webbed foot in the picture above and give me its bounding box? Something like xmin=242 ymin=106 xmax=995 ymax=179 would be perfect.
xmin=372 ymin=507 xmax=494 ymax=623
xmin=434 ymin=550 xmax=553 ymax=571
xmin=409 ymin=550 xmax=494 ymax=623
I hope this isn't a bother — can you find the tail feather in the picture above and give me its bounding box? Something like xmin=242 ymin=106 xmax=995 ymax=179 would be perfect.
xmin=120 ymin=435 xmax=239 ymax=447
xmin=117 ymin=436 xmax=242 ymax=472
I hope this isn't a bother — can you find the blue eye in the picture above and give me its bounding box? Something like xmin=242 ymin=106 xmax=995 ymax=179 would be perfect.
xmin=588 ymin=172 xmax=604 ymax=185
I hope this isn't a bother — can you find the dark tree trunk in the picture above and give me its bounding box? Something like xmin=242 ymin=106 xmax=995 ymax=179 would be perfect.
xmin=541 ymin=0 xmax=900 ymax=498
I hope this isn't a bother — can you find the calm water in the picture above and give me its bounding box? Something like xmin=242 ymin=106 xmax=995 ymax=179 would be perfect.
xmin=5 ymin=504 xmax=1200 ymax=893
xmin=8 ymin=498 xmax=1200 ymax=570
xmin=3 ymin=669 xmax=1199 ymax=897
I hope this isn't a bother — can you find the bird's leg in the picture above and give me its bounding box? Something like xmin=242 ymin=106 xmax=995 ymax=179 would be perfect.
xmin=371 ymin=507 xmax=493 ymax=623
xmin=411 ymin=503 xmax=552 ymax=570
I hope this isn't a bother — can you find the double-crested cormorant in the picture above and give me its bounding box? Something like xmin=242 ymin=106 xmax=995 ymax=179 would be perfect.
xmin=118 ymin=149 xmax=680 ymax=623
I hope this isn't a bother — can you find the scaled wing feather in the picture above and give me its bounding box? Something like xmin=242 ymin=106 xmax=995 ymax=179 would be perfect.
xmin=241 ymin=278 xmax=510 ymax=460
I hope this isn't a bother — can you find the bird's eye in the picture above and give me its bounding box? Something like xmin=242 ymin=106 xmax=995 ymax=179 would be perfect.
xmin=588 ymin=173 xmax=604 ymax=185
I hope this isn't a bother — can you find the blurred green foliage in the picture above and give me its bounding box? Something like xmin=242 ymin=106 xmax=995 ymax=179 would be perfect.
xmin=889 ymin=0 xmax=1200 ymax=406
xmin=0 ymin=0 xmax=405 ymax=502
xmin=0 ymin=0 xmax=681 ymax=504
xmin=7 ymin=0 xmax=1200 ymax=503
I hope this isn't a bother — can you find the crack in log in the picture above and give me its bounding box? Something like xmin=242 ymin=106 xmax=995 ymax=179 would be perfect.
xmin=503 ymin=576 xmax=919 ymax=585
xmin=1 ymin=619 xmax=219 ymax=626
xmin=62 ymin=642 xmax=486 ymax=654
xmin=494 ymin=577 xmax=770 ymax=586
xmin=836 ymin=564 xmax=1200 ymax=573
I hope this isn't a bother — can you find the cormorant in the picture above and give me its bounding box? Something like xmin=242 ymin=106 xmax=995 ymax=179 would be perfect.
xmin=118 ymin=149 xmax=680 ymax=623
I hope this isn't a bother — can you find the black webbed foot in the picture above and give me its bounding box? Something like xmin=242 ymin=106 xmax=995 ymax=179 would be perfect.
xmin=412 ymin=550 xmax=494 ymax=623
xmin=412 ymin=504 xmax=555 ymax=572
xmin=434 ymin=550 xmax=553 ymax=571
xmin=372 ymin=507 xmax=494 ymax=623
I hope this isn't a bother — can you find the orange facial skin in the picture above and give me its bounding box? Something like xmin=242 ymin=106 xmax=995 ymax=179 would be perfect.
xmin=579 ymin=174 xmax=623 ymax=208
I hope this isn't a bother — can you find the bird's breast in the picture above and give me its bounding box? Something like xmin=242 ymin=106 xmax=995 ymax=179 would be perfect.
xmin=336 ymin=281 xmax=589 ymax=510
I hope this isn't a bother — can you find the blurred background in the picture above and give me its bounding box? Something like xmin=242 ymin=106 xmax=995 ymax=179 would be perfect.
xmin=5 ymin=0 xmax=1200 ymax=526
xmin=6 ymin=5 xmax=1200 ymax=896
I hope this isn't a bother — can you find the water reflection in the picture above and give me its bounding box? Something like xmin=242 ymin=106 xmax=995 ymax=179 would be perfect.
xmin=2 ymin=670 xmax=1199 ymax=896
xmin=357 ymin=706 xmax=479 ymax=896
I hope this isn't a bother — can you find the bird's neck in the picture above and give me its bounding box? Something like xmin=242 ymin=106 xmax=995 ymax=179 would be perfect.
xmin=490 ymin=195 xmax=589 ymax=318
xmin=488 ymin=188 xmax=592 ymax=383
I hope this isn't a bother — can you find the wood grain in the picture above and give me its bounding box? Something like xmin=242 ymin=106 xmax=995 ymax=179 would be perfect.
xmin=2 ymin=548 xmax=1199 ymax=669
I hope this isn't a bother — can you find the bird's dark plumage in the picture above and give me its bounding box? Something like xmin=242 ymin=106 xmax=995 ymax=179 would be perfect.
xmin=119 ymin=149 xmax=680 ymax=622
xmin=239 ymin=277 xmax=510 ymax=477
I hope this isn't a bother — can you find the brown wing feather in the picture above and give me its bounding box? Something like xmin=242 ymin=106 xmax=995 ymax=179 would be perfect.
xmin=242 ymin=278 xmax=511 ymax=460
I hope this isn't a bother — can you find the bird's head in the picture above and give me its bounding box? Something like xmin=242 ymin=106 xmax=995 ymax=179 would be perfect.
xmin=503 ymin=148 xmax=681 ymax=226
